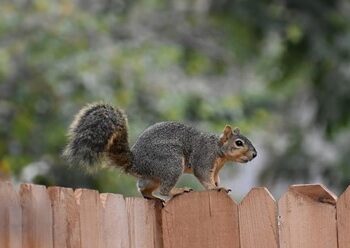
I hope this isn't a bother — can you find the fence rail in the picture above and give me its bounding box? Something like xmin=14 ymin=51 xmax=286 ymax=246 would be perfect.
xmin=0 ymin=181 xmax=349 ymax=248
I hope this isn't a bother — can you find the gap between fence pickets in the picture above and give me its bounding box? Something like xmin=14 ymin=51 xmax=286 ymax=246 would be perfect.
xmin=0 ymin=181 xmax=348 ymax=248
xmin=336 ymin=185 xmax=350 ymax=248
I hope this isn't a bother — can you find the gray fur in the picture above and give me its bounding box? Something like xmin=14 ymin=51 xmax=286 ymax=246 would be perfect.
xmin=64 ymin=103 xmax=257 ymax=197
xmin=130 ymin=122 xmax=222 ymax=195
xmin=63 ymin=103 xmax=130 ymax=167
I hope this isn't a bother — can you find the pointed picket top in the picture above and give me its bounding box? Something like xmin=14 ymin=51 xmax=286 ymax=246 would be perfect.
xmin=162 ymin=190 xmax=240 ymax=248
xmin=279 ymin=184 xmax=337 ymax=248
xmin=48 ymin=186 xmax=80 ymax=248
xmin=99 ymin=193 xmax=130 ymax=248
xmin=239 ymin=187 xmax=278 ymax=248
xmin=0 ymin=181 xmax=22 ymax=248
xmin=287 ymin=184 xmax=337 ymax=205
xmin=20 ymin=183 xmax=53 ymax=248
xmin=75 ymin=188 xmax=101 ymax=248
xmin=166 ymin=188 xmax=239 ymax=206
xmin=337 ymin=184 xmax=350 ymax=200
xmin=240 ymin=187 xmax=276 ymax=205
xmin=337 ymin=185 xmax=350 ymax=248
xmin=126 ymin=197 xmax=163 ymax=248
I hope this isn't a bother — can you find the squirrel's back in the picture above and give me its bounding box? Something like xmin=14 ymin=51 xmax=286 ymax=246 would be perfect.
xmin=131 ymin=121 xmax=199 ymax=155
xmin=63 ymin=103 xmax=132 ymax=169
xmin=130 ymin=121 xmax=212 ymax=176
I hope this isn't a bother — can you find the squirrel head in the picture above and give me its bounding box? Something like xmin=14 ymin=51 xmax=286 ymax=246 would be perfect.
xmin=219 ymin=125 xmax=257 ymax=163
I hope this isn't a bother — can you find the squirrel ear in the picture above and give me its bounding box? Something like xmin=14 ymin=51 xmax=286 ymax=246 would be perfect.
xmin=233 ymin=127 xmax=240 ymax=135
xmin=219 ymin=125 xmax=233 ymax=144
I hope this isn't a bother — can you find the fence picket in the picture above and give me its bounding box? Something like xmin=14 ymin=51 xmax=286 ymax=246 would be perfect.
xmin=75 ymin=188 xmax=101 ymax=248
xmin=20 ymin=184 xmax=53 ymax=248
xmin=337 ymin=186 xmax=350 ymax=248
xmin=126 ymin=197 xmax=163 ymax=248
xmin=48 ymin=187 xmax=80 ymax=248
xmin=279 ymin=184 xmax=337 ymax=248
xmin=239 ymin=187 xmax=278 ymax=248
xmin=0 ymin=181 xmax=22 ymax=248
xmin=162 ymin=191 xmax=240 ymax=248
xmin=1 ymin=183 xmax=349 ymax=247
xmin=99 ymin=193 xmax=130 ymax=248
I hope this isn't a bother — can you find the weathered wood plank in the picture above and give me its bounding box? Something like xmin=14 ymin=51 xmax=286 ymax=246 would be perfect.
xmin=239 ymin=187 xmax=278 ymax=248
xmin=337 ymin=185 xmax=350 ymax=248
xmin=279 ymin=184 xmax=337 ymax=248
xmin=75 ymin=188 xmax=101 ymax=248
xmin=99 ymin=193 xmax=130 ymax=248
xmin=48 ymin=186 xmax=80 ymax=248
xmin=162 ymin=191 xmax=239 ymax=248
xmin=126 ymin=197 xmax=163 ymax=248
xmin=0 ymin=181 xmax=22 ymax=248
xmin=20 ymin=183 xmax=53 ymax=248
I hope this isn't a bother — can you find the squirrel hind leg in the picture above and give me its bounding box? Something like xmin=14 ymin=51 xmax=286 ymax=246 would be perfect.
xmin=137 ymin=178 xmax=160 ymax=200
xmin=158 ymin=167 xmax=183 ymax=197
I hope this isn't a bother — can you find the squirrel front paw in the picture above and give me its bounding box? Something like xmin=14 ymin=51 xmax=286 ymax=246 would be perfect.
xmin=214 ymin=187 xmax=231 ymax=194
xmin=183 ymin=187 xmax=193 ymax=192
xmin=171 ymin=187 xmax=193 ymax=197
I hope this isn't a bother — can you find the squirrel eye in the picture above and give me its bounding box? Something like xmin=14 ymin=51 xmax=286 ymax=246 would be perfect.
xmin=235 ymin=140 xmax=244 ymax=147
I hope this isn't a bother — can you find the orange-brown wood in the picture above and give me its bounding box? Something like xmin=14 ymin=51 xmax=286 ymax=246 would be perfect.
xmin=1 ymin=182 xmax=348 ymax=247
xmin=99 ymin=193 xmax=130 ymax=248
xmin=337 ymin=185 xmax=350 ymax=248
xmin=239 ymin=187 xmax=278 ymax=248
xmin=279 ymin=184 xmax=337 ymax=248
xmin=126 ymin=197 xmax=163 ymax=248
xmin=75 ymin=188 xmax=101 ymax=248
xmin=20 ymin=184 xmax=53 ymax=248
xmin=162 ymin=190 xmax=240 ymax=248
xmin=48 ymin=187 xmax=80 ymax=248
xmin=0 ymin=181 xmax=22 ymax=248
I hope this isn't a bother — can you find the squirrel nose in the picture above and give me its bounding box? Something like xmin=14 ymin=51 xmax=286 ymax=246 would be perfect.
xmin=252 ymin=151 xmax=257 ymax=158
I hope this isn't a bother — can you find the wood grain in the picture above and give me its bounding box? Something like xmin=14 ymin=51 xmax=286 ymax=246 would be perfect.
xmin=126 ymin=197 xmax=163 ymax=248
xmin=279 ymin=184 xmax=337 ymax=248
xmin=162 ymin=190 xmax=239 ymax=248
xmin=99 ymin=193 xmax=130 ymax=248
xmin=75 ymin=188 xmax=101 ymax=248
xmin=0 ymin=181 xmax=22 ymax=248
xmin=337 ymin=185 xmax=350 ymax=248
xmin=20 ymin=183 xmax=53 ymax=248
xmin=239 ymin=187 xmax=278 ymax=248
xmin=48 ymin=186 xmax=80 ymax=248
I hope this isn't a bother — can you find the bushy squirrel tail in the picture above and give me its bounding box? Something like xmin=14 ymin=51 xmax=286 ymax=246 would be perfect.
xmin=63 ymin=103 xmax=132 ymax=170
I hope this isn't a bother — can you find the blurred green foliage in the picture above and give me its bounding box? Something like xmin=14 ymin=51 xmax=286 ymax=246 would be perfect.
xmin=1 ymin=0 xmax=350 ymax=195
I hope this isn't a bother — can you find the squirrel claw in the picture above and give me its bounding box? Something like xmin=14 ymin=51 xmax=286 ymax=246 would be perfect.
xmin=156 ymin=197 xmax=166 ymax=202
xmin=156 ymin=198 xmax=166 ymax=205
xmin=171 ymin=187 xmax=193 ymax=198
xmin=215 ymin=187 xmax=231 ymax=194
xmin=183 ymin=187 xmax=193 ymax=192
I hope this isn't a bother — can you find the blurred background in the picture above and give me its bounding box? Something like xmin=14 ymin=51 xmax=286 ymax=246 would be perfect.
xmin=1 ymin=0 xmax=350 ymax=199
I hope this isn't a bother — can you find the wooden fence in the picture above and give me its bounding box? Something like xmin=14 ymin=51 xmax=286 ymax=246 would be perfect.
xmin=0 ymin=181 xmax=350 ymax=248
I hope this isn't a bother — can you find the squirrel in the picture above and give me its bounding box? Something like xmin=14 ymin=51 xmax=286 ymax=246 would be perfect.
xmin=63 ymin=103 xmax=257 ymax=200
